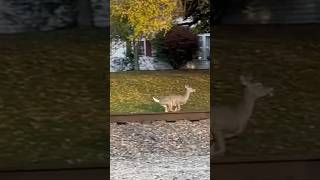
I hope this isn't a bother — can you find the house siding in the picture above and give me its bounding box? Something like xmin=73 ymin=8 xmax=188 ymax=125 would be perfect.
xmin=221 ymin=0 xmax=320 ymax=24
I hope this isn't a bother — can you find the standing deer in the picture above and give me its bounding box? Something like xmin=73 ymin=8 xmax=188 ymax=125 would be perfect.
xmin=153 ymin=85 xmax=196 ymax=112
xmin=211 ymin=75 xmax=274 ymax=157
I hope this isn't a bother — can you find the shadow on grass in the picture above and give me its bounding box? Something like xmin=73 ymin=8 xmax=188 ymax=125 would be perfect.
xmin=135 ymin=103 xmax=164 ymax=113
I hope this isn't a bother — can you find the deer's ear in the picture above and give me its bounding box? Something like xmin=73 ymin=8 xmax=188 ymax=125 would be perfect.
xmin=240 ymin=75 xmax=248 ymax=85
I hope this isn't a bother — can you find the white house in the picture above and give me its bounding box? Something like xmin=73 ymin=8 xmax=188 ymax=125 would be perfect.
xmin=110 ymin=17 xmax=210 ymax=71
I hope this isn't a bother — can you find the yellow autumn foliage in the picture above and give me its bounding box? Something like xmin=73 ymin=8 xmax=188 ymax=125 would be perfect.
xmin=111 ymin=0 xmax=178 ymax=40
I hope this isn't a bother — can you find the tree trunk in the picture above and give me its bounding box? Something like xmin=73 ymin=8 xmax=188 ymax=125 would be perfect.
xmin=76 ymin=0 xmax=93 ymax=27
xmin=125 ymin=41 xmax=133 ymax=60
xmin=133 ymin=40 xmax=140 ymax=71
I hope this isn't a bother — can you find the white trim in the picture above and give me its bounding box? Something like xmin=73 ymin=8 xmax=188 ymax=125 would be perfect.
xmin=144 ymin=39 xmax=147 ymax=56
xmin=198 ymin=33 xmax=210 ymax=37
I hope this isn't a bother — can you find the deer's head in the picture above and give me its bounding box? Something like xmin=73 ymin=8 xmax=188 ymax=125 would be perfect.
xmin=240 ymin=75 xmax=274 ymax=99
xmin=185 ymin=85 xmax=196 ymax=93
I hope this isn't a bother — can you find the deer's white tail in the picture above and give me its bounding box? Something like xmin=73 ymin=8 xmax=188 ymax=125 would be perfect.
xmin=152 ymin=97 xmax=160 ymax=103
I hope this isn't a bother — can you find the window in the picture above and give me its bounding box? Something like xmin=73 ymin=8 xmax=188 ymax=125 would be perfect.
xmin=197 ymin=35 xmax=210 ymax=61
xmin=199 ymin=37 xmax=203 ymax=48
xmin=205 ymin=36 xmax=210 ymax=48
xmin=205 ymin=36 xmax=210 ymax=60
xmin=138 ymin=41 xmax=145 ymax=56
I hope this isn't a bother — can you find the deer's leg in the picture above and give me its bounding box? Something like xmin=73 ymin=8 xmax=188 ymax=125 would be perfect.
xmin=171 ymin=103 xmax=176 ymax=112
xmin=162 ymin=105 xmax=168 ymax=112
xmin=225 ymin=133 xmax=237 ymax=139
xmin=212 ymin=130 xmax=226 ymax=157
xmin=168 ymin=103 xmax=173 ymax=112
xmin=225 ymin=131 xmax=241 ymax=139
xmin=177 ymin=104 xmax=181 ymax=111
xmin=173 ymin=106 xmax=178 ymax=112
xmin=225 ymin=124 xmax=247 ymax=139
xmin=173 ymin=104 xmax=179 ymax=111
xmin=234 ymin=123 xmax=247 ymax=136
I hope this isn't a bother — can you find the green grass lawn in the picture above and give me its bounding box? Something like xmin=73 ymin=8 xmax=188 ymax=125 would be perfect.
xmin=110 ymin=70 xmax=210 ymax=113
xmin=0 ymin=28 xmax=108 ymax=168
xmin=213 ymin=26 xmax=320 ymax=157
